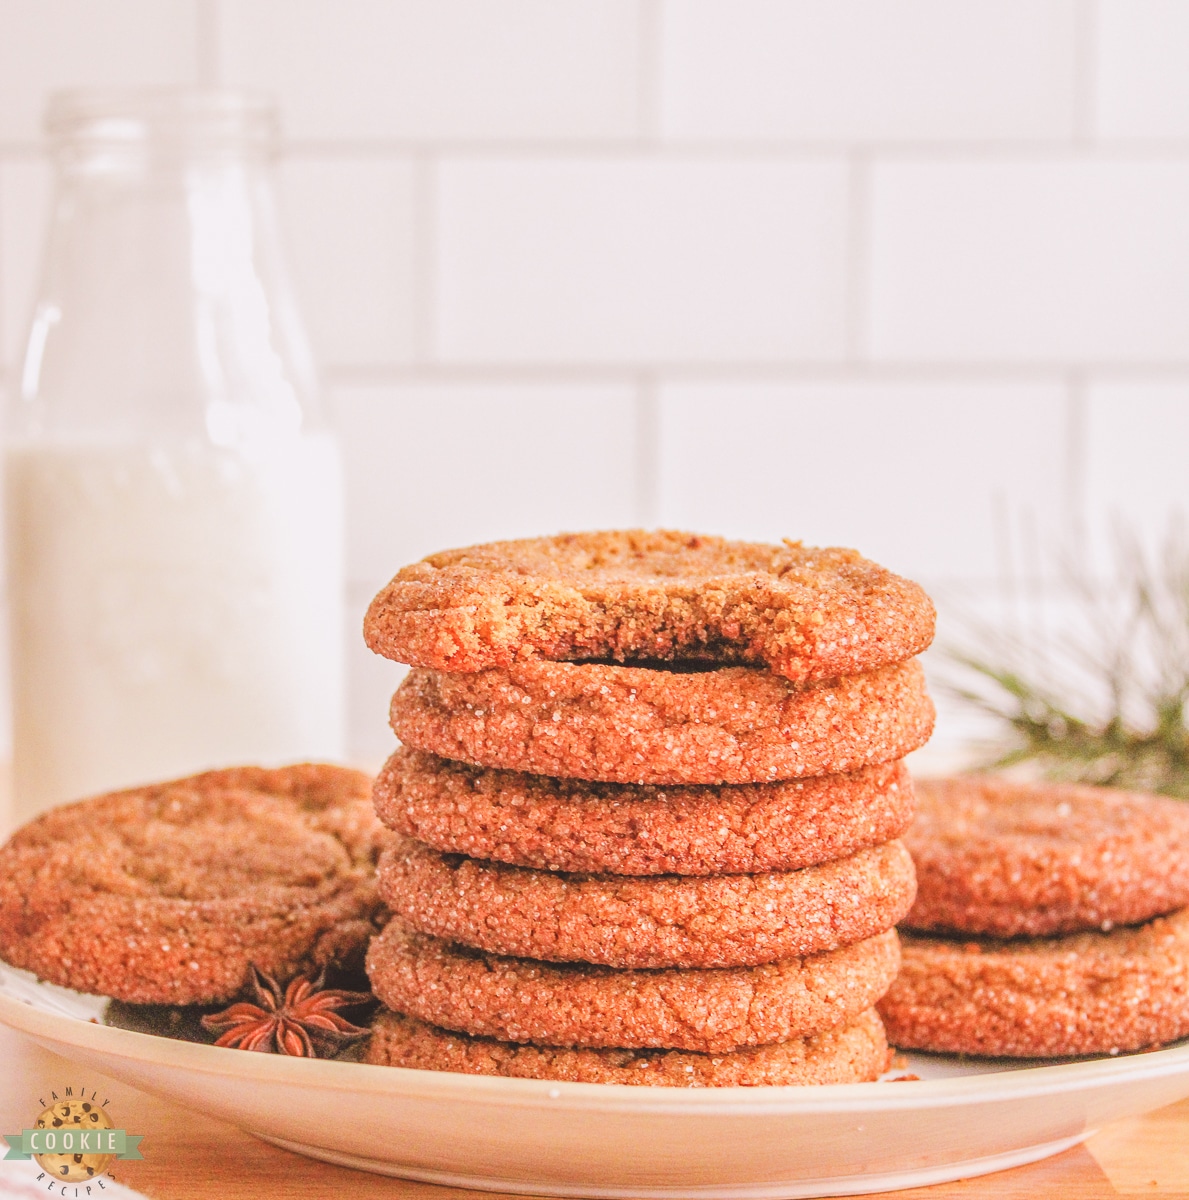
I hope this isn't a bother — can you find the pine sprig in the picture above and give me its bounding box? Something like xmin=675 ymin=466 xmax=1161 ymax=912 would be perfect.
xmin=943 ymin=528 xmax=1189 ymax=799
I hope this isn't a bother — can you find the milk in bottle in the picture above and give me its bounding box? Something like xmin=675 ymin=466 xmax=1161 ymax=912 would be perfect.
xmin=7 ymin=90 xmax=345 ymax=819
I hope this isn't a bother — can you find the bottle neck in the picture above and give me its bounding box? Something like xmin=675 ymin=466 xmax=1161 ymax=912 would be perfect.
xmin=15 ymin=92 xmax=319 ymax=448
xmin=46 ymin=89 xmax=279 ymax=169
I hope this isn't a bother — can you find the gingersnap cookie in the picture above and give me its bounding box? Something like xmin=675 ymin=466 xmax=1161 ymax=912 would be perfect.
xmin=0 ymin=764 xmax=388 ymax=1005
xmin=365 ymin=530 xmax=934 ymax=683
xmin=904 ymin=776 xmax=1189 ymax=938
xmin=367 ymin=920 xmax=899 ymax=1052
xmin=378 ymin=838 xmax=914 ymax=969
xmin=878 ymin=909 xmax=1189 ymax=1058
xmin=374 ymin=748 xmax=915 ymax=876
xmin=365 ymin=1007 xmax=890 ymax=1087
xmin=390 ymin=659 xmax=934 ymax=786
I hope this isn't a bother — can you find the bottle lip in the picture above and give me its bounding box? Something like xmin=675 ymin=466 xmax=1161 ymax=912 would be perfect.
xmin=45 ymin=88 xmax=280 ymax=156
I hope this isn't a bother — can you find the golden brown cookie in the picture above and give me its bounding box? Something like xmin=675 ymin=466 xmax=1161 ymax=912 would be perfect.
xmin=904 ymin=776 xmax=1189 ymax=937
xmin=0 ymin=765 xmax=387 ymax=1005
xmin=374 ymin=748 xmax=916 ymax=876
xmin=365 ymin=1007 xmax=890 ymax=1087
xmin=378 ymin=838 xmax=915 ymax=969
xmin=878 ymin=909 xmax=1189 ymax=1058
xmin=365 ymin=530 xmax=934 ymax=683
xmin=366 ymin=921 xmax=899 ymax=1052
xmin=390 ymin=659 xmax=934 ymax=786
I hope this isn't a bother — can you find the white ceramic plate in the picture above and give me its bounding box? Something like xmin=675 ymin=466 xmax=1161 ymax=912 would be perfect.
xmin=3 ymin=963 xmax=1189 ymax=1199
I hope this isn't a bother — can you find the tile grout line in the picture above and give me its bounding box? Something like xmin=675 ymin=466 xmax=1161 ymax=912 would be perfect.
xmin=634 ymin=377 xmax=661 ymax=528
xmin=411 ymin=153 xmax=437 ymax=366
xmin=296 ymin=139 xmax=1189 ymax=160
xmin=636 ymin=0 xmax=664 ymax=144
xmin=844 ymin=151 xmax=871 ymax=363
xmin=321 ymin=361 xmax=1189 ymax=385
xmin=1073 ymin=0 xmax=1099 ymax=145
xmin=0 ymin=168 xmax=6 ymax=365
xmin=195 ymin=0 xmax=220 ymax=86
xmin=7 ymin=138 xmax=1189 ymax=161
xmin=1064 ymin=372 xmax=1089 ymax=556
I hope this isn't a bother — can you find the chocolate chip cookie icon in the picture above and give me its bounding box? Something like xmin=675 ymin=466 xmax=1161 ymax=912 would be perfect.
xmin=4 ymin=1090 xmax=144 ymax=1178
xmin=32 ymin=1099 xmax=115 ymax=1182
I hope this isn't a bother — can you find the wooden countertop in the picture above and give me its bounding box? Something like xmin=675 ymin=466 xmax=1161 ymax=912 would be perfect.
xmin=1 ymin=1026 xmax=1187 ymax=1200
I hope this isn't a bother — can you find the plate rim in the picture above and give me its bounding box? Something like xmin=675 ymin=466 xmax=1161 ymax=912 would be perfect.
xmin=4 ymin=983 xmax=1189 ymax=1116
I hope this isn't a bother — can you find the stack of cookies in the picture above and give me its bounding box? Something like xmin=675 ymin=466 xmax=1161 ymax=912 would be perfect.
xmin=880 ymin=776 xmax=1189 ymax=1058
xmin=361 ymin=531 xmax=937 ymax=1086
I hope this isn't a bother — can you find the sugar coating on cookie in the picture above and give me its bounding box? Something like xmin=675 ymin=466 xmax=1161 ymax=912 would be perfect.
xmin=374 ymin=748 xmax=916 ymax=876
xmin=378 ymin=838 xmax=915 ymax=969
xmin=365 ymin=1007 xmax=890 ymax=1087
xmin=879 ymin=909 xmax=1189 ymax=1058
xmin=0 ymin=765 xmax=387 ymax=1005
xmin=904 ymin=776 xmax=1189 ymax=937
xmin=365 ymin=530 xmax=934 ymax=684
xmin=367 ymin=921 xmax=899 ymax=1053
xmin=390 ymin=659 xmax=934 ymax=786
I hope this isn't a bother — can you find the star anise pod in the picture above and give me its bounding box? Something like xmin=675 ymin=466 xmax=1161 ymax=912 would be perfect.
xmin=200 ymin=965 xmax=374 ymax=1057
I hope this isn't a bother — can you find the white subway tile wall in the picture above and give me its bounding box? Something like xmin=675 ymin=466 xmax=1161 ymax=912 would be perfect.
xmin=0 ymin=0 xmax=198 ymax=141
xmin=655 ymin=382 xmax=1069 ymax=582
xmin=1083 ymin=382 xmax=1189 ymax=552
xmin=868 ymin=160 xmax=1189 ymax=363
xmin=659 ymin=0 xmax=1078 ymax=142
xmin=218 ymin=0 xmax=642 ymax=141
xmin=279 ymin=158 xmax=419 ymax=366
xmin=434 ymin=158 xmax=849 ymax=363
xmin=1095 ymin=0 xmax=1189 ymax=139
xmin=0 ymin=0 xmax=1186 ymax=767
xmin=330 ymin=382 xmax=638 ymax=584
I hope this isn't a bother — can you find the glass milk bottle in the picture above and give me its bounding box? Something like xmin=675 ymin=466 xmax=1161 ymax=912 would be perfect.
xmin=6 ymin=90 xmax=344 ymax=820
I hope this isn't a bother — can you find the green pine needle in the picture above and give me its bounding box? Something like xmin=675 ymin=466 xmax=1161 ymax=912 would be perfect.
xmin=943 ymin=529 xmax=1189 ymax=799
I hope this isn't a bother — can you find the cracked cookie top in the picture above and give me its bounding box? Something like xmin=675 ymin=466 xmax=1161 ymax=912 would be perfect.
xmin=0 ymin=764 xmax=387 ymax=1005
xmin=365 ymin=529 xmax=934 ymax=682
xmin=904 ymin=776 xmax=1189 ymax=938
